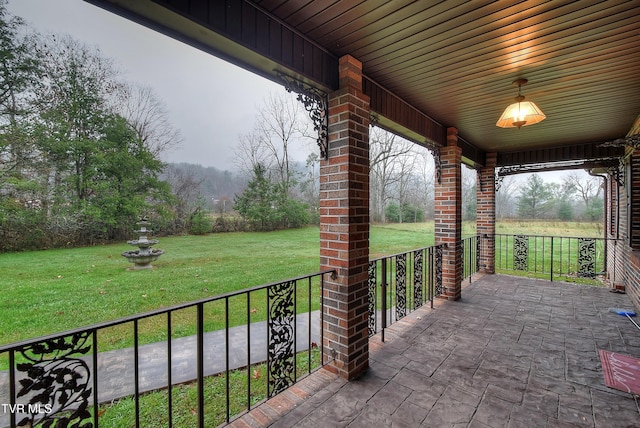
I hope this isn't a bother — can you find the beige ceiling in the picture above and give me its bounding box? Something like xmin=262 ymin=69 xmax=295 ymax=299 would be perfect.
xmin=87 ymin=0 xmax=640 ymax=162
xmin=255 ymin=0 xmax=640 ymax=153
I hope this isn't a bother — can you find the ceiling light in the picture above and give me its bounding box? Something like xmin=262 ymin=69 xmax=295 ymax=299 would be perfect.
xmin=496 ymin=78 xmax=546 ymax=128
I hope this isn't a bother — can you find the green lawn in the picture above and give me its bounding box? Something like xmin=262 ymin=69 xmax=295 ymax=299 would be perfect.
xmin=0 ymin=220 xmax=601 ymax=347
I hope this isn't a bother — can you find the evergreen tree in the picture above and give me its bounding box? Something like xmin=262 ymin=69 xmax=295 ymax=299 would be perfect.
xmin=517 ymin=174 xmax=554 ymax=219
xmin=557 ymin=199 xmax=574 ymax=221
xmin=234 ymin=164 xmax=280 ymax=231
xmin=234 ymin=164 xmax=309 ymax=231
xmin=585 ymin=197 xmax=604 ymax=222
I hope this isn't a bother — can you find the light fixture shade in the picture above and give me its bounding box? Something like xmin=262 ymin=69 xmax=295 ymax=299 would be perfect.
xmin=496 ymin=99 xmax=546 ymax=128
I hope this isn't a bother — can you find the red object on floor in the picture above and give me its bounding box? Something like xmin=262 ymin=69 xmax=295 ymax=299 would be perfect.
xmin=599 ymin=349 xmax=640 ymax=395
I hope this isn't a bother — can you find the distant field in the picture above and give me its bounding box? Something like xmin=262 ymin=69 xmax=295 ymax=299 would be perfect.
xmin=495 ymin=219 xmax=603 ymax=237
xmin=0 ymin=220 xmax=602 ymax=347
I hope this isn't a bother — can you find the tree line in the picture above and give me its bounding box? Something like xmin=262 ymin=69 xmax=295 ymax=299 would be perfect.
xmin=0 ymin=2 xmax=320 ymax=251
xmin=365 ymin=129 xmax=604 ymax=225
xmin=0 ymin=3 xmax=244 ymax=251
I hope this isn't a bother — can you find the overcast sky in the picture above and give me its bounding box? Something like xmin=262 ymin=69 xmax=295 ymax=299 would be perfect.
xmin=6 ymin=0 xmax=297 ymax=170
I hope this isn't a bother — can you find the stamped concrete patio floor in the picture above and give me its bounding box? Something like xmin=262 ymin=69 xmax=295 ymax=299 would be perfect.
xmin=231 ymin=274 xmax=640 ymax=428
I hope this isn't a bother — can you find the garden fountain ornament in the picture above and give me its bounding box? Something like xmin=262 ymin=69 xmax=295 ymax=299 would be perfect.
xmin=122 ymin=220 xmax=164 ymax=269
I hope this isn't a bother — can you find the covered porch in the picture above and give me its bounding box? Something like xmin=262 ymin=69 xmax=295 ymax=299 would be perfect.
xmin=232 ymin=274 xmax=640 ymax=427
xmin=4 ymin=1 xmax=639 ymax=426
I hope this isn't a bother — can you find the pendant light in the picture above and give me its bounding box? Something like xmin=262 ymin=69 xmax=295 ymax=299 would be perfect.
xmin=496 ymin=78 xmax=546 ymax=128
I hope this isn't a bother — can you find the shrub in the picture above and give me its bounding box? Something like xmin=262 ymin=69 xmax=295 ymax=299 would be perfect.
xmin=188 ymin=208 xmax=212 ymax=235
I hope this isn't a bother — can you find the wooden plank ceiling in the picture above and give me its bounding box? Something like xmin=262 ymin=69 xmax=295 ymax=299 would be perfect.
xmin=86 ymin=0 xmax=640 ymax=166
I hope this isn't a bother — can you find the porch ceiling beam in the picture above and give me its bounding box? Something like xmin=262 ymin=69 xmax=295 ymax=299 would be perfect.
xmin=363 ymin=76 xmax=489 ymax=166
xmin=497 ymin=142 xmax=624 ymax=168
xmin=497 ymin=159 xmax=620 ymax=177
xmin=85 ymin=0 xmax=339 ymax=91
xmin=364 ymin=76 xmax=446 ymax=149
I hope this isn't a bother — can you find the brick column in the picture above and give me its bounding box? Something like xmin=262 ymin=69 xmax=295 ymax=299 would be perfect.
xmin=477 ymin=152 xmax=497 ymax=274
xmin=319 ymin=55 xmax=370 ymax=380
xmin=434 ymin=128 xmax=462 ymax=300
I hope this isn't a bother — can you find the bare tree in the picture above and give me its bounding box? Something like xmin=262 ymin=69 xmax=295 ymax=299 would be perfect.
xmin=369 ymin=127 xmax=413 ymax=222
xmin=234 ymin=129 xmax=272 ymax=178
xmin=300 ymin=152 xmax=320 ymax=215
xmin=393 ymin=146 xmax=419 ymax=223
xmin=233 ymin=91 xmax=313 ymax=197
xmin=461 ymin=165 xmax=483 ymax=221
xmin=164 ymin=163 xmax=205 ymax=231
xmin=416 ymin=150 xmax=435 ymax=218
xmin=496 ymin=175 xmax=518 ymax=219
xmin=118 ymin=83 xmax=182 ymax=157
xmin=254 ymin=91 xmax=311 ymax=194
xmin=563 ymin=172 xmax=601 ymax=207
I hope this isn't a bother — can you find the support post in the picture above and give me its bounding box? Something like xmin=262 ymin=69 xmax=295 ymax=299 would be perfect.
xmin=434 ymin=128 xmax=462 ymax=300
xmin=477 ymin=152 xmax=497 ymax=274
xmin=319 ymin=55 xmax=370 ymax=380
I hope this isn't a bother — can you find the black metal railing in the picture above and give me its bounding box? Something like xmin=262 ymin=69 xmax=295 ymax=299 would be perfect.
xmin=0 ymin=270 xmax=335 ymax=428
xmin=462 ymin=235 xmax=481 ymax=282
xmin=367 ymin=244 xmax=445 ymax=341
xmin=494 ymin=234 xmax=615 ymax=282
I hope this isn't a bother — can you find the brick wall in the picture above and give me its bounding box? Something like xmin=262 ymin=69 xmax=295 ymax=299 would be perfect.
xmin=477 ymin=153 xmax=497 ymax=274
xmin=606 ymin=114 xmax=640 ymax=310
xmin=434 ymin=128 xmax=462 ymax=300
xmin=610 ymin=152 xmax=640 ymax=310
xmin=319 ymin=55 xmax=371 ymax=380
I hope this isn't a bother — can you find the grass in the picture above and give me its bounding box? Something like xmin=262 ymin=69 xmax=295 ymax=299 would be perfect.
xmin=495 ymin=218 xmax=603 ymax=237
xmin=0 ymin=228 xmax=319 ymax=347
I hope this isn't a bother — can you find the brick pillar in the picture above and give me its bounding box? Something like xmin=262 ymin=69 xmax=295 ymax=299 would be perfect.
xmin=477 ymin=153 xmax=497 ymax=274
xmin=435 ymin=128 xmax=462 ymax=300
xmin=319 ymin=55 xmax=370 ymax=380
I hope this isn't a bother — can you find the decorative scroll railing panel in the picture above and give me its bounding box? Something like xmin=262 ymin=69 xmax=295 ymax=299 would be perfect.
xmin=514 ymin=235 xmax=529 ymax=271
xmin=0 ymin=270 xmax=334 ymax=428
xmin=367 ymin=244 xmax=445 ymax=341
xmin=494 ymin=234 xmax=616 ymax=283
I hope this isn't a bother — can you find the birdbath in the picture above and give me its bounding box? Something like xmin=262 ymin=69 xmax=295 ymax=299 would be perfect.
xmin=121 ymin=220 xmax=164 ymax=270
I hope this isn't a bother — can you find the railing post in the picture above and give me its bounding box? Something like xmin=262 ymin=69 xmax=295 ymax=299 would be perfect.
xmin=93 ymin=330 xmax=99 ymax=428
xmin=613 ymin=239 xmax=618 ymax=284
xmin=9 ymin=350 xmax=15 ymax=428
xmin=197 ymin=303 xmax=204 ymax=428
xmin=134 ymin=319 xmax=140 ymax=428
xmin=246 ymin=294 xmax=251 ymax=414
xmin=225 ymin=297 xmax=230 ymax=424
xmin=167 ymin=312 xmax=173 ymax=428
xmin=476 ymin=234 xmax=481 ymax=278
xmin=431 ymin=247 xmax=435 ymax=308
xmin=550 ymin=237 xmax=554 ymax=282
xmin=381 ymin=259 xmax=387 ymax=343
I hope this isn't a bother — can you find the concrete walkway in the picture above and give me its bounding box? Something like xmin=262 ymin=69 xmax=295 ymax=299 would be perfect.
xmin=231 ymin=274 xmax=640 ymax=428
xmin=93 ymin=311 xmax=321 ymax=402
